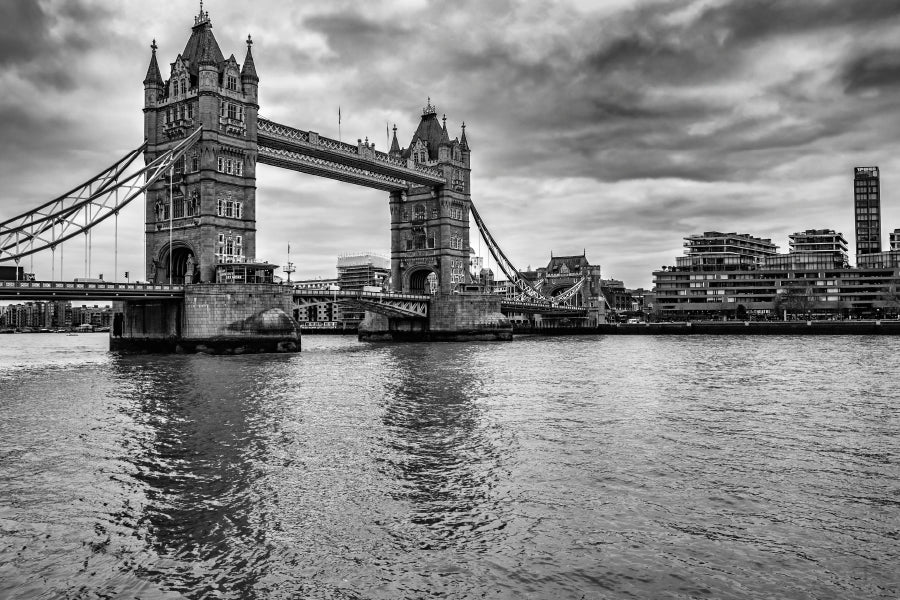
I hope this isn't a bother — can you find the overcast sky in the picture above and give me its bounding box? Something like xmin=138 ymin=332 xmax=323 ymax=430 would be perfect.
xmin=3 ymin=0 xmax=900 ymax=288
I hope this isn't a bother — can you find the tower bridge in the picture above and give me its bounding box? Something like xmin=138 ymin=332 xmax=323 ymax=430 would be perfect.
xmin=0 ymin=7 xmax=601 ymax=351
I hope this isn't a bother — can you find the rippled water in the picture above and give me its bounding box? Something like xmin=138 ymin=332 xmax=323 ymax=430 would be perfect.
xmin=1 ymin=333 xmax=898 ymax=599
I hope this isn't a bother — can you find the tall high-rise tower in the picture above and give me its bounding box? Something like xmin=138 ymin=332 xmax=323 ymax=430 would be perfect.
xmin=854 ymin=166 xmax=881 ymax=258
xmin=142 ymin=8 xmax=259 ymax=283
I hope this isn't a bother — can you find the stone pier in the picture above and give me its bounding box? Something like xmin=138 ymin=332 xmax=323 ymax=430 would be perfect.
xmin=358 ymin=292 xmax=512 ymax=342
xmin=111 ymin=283 xmax=300 ymax=353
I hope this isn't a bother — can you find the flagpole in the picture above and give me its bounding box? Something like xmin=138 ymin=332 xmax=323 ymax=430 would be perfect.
xmin=338 ymin=106 xmax=341 ymax=143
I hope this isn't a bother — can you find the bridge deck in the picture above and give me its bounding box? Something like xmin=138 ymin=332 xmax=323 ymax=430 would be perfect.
xmin=258 ymin=119 xmax=446 ymax=190
xmin=0 ymin=280 xmax=185 ymax=301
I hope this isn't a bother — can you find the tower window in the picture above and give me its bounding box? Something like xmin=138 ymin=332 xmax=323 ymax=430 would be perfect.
xmin=227 ymin=75 xmax=238 ymax=91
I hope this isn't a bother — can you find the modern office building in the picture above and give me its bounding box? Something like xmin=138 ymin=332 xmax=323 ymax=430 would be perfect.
xmin=335 ymin=252 xmax=391 ymax=328
xmin=336 ymin=252 xmax=390 ymax=291
xmin=890 ymin=228 xmax=900 ymax=251
xmin=854 ymin=166 xmax=882 ymax=257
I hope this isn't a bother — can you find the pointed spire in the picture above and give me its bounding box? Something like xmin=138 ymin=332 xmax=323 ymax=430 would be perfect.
xmin=144 ymin=39 xmax=164 ymax=86
xmin=440 ymin=114 xmax=451 ymax=146
xmin=390 ymin=124 xmax=401 ymax=154
xmin=241 ymin=34 xmax=258 ymax=81
xmin=460 ymin=121 xmax=470 ymax=151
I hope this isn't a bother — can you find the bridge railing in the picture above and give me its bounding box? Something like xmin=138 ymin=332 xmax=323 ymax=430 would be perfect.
xmin=292 ymin=288 xmax=430 ymax=302
xmin=0 ymin=280 xmax=184 ymax=293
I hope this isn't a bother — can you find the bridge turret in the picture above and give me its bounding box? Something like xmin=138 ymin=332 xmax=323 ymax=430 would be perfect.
xmin=460 ymin=122 xmax=470 ymax=167
xmin=389 ymin=124 xmax=401 ymax=157
xmin=241 ymin=35 xmax=259 ymax=104
xmin=143 ymin=40 xmax=164 ymax=108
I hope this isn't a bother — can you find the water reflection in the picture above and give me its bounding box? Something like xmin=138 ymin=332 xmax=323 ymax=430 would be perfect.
xmin=377 ymin=344 xmax=508 ymax=552
xmin=110 ymin=354 xmax=290 ymax=599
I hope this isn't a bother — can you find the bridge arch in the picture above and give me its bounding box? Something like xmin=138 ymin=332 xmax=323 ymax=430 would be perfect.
xmin=547 ymin=283 xmax=583 ymax=306
xmin=156 ymin=241 xmax=199 ymax=284
xmin=405 ymin=266 xmax=439 ymax=295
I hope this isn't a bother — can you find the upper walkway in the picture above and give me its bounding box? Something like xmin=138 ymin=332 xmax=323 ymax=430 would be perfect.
xmin=257 ymin=119 xmax=446 ymax=191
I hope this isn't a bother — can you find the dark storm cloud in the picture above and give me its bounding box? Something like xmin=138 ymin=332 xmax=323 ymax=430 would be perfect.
xmin=0 ymin=1 xmax=49 ymax=65
xmin=303 ymin=11 xmax=409 ymax=58
xmin=841 ymin=50 xmax=900 ymax=95
xmin=404 ymin=0 xmax=900 ymax=186
xmin=697 ymin=0 xmax=900 ymax=42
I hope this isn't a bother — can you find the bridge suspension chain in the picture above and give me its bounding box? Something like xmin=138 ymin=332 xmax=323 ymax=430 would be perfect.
xmin=0 ymin=128 xmax=203 ymax=264
xmin=469 ymin=202 xmax=585 ymax=307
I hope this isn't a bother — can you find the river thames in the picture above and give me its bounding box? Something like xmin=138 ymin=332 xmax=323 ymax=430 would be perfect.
xmin=1 ymin=333 xmax=898 ymax=599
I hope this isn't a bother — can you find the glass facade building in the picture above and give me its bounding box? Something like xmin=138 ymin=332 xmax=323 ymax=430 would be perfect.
xmin=854 ymin=166 xmax=881 ymax=257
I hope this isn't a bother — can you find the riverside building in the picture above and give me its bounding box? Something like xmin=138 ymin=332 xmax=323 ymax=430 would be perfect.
xmin=652 ymin=229 xmax=900 ymax=320
xmin=854 ymin=166 xmax=882 ymax=258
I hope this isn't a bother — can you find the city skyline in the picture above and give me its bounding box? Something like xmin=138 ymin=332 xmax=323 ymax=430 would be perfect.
xmin=2 ymin=1 xmax=900 ymax=288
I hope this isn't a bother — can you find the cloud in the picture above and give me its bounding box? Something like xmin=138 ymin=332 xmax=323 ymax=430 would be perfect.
xmin=4 ymin=0 xmax=900 ymax=289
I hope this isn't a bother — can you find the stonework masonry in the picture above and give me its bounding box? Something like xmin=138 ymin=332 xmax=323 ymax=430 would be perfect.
xmin=111 ymin=284 xmax=299 ymax=353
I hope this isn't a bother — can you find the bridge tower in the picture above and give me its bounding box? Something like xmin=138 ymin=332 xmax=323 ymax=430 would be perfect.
xmin=388 ymin=100 xmax=472 ymax=295
xmin=142 ymin=8 xmax=259 ymax=284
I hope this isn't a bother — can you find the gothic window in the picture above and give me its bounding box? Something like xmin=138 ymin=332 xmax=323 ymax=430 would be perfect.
xmin=173 ymin=196 xmax=185 ymax=219
xmin=190 ymin=153 xmax=199 ymax=172
xmin=406 ymin=239 xmax=412 ymax=250
xmin=414 ymin=205 xmax=426 ymax=221
xmin=235 ymin=202 xmax=242 ymax=219
xmin=218 ymin=233 xmax=225 ymax=244
xmin=427 ymin=236 xmax=435 ymax=249
xmin=226 ymin=75 xmax=238 ymax=91
xmin=432 ymin=208 xmax=438 ymax=219
xmin=187 ymin=103 xmax=194 ymax=120
xmin=227 ymin=103 xmax=237 ymax=120
xmin=225 ymin=238 xmax=235 ymax=255
xmin=162 ymin=201 xmax=170 ymax=220
xmin=217 ymin=157 xmax=225 ymax=173
xmin=225 ymin=159 xmax=234 ymax=175
xmin=236 ymin=235 xmax=242 ymax=247
xmin=219 ymin=103 xmax=226 ymax=118
xmin=180 ymin=79 xmax=186 ymax=95
xmin=235 ymin=161 xmax=243 ymax=177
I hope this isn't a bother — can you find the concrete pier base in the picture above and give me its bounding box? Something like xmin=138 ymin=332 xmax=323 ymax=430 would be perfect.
xmin=110 ymin=283 xmax=301 ymax=354
xmin=358 ymin=292 xmax=512 ymax=342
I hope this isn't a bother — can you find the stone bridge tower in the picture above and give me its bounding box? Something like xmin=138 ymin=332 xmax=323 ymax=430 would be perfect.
xmin=142 ymin=8 xmax=259 ymax=284
xmin=388 ymin=100 xmax=472 ymax=295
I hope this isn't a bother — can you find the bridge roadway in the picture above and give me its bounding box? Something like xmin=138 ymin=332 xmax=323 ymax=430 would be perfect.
xmin=0 ymin=280 xmax=184 ymax=301
xmin=1 ymin=280 xmax=586 ymax=317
